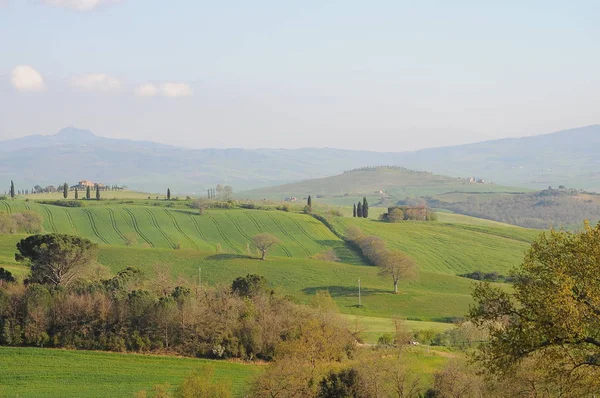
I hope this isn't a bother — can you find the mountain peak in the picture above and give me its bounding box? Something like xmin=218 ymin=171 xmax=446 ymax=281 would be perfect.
xmin=55 ymin=127 xmax=96 ymax=139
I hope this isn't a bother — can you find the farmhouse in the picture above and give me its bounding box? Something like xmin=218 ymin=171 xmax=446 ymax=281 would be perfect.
xmin=72 ymin=180 xmax=105 ymax=190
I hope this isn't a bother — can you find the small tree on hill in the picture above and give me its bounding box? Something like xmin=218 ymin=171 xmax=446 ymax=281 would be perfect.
xmin=232 ymin=274 xmax=268 ymax=297
xmin=167 ymin=188 xmax=171 ymax=200
xmin=308 ymin=195 xmax=312 ymax=208
xmin=96 ymin=185 xmax=100 ymax=200
xmin=356 ymin=202 xmax=363 ymax=218
xmin=10 ymin=180 xmax=15 ymax=199
xmin=362 ymin=197 xmax=369 ymax=218
xmin=353 ymin=203 xmax=357 ymax=218
xmin=378 ymin=251 xmax=416 ymax=294
xmin=63 ymin=183 xmax=68 ymax=199
xmin=86 ymin=186 xmax=91 ymax=200
xmin=16 ymin=234 xmax=98 ymax=287
xmin=252 ymin=233 xmax=281 ymax=260
xmin=74 ymin=188 xmax=78 ymax=200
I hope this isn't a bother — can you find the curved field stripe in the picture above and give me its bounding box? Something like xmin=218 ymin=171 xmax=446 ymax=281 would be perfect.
xmin=41 ymin=206 xmax=58 ymax=233
xmin=23 ymin=203 xmax=32 ymax=211
xmin=2 ymin=201 xmax=12 ymax=214
xmin=145 ymin=209 xmax=175 ymax=248
xmin=64 ymin=209 xmax=79 ymax=236
xmin=225 ymin=213 xmax=255 ymax=243
xmin=123 ymin=208 xmax=154 ymax=247
xmin=207 ymin=214 xmax=240 ymax=253
xmin=244 ymin=212 xmax=264 ymax=232
xmin=164 ymin=209 xmax=198 ymax=250
xmin=107 ymin=208 xmax=126 ymax=244
xmin=83 ymin=209 xmax=109 ymax=244
xmin=187 ymin=213 xmax=209 ymax=242
xmin=264 ymin=213 xmax=299 ymax=257
xmin=285 ymin=215 xmax=327 ymax=249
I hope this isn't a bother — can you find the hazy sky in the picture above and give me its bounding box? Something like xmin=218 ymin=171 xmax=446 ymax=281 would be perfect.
xmin=0 ymin=0 xmax=598 ymax=151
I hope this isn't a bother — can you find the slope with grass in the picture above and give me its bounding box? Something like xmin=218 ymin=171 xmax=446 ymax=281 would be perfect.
xmin=0 ymin=347 xmax=260 ymax=398
xmin=0 ymin=202 xmax=357 ymax=261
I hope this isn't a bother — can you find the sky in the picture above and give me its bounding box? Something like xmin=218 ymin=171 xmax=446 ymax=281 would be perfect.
xmin=0 ymin=0 xmax=598 ymax=152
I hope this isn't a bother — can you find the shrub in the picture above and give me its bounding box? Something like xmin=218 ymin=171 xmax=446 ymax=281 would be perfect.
xmin=38 ymin=200 xmax=83 ymax=208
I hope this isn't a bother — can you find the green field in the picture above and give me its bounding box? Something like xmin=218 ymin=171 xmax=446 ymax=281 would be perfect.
xmin=0 ymin=347 xmax=261 ymax=397
xmin=0 ymin=202 xmax=358 ymax=262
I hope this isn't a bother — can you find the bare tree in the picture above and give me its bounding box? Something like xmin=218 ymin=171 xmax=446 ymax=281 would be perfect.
xmin=378 ymin=251 xmax=416 ymax=294
xmin=252 ymin=233 xmax=281 ymax=260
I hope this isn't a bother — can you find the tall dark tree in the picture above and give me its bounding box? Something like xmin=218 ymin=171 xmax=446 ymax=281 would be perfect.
xmin=362 ymin=197 xmax=369 ymax=218
xmin=75 ymin=188 xmax=79 ymax=200
xmin=16 ymin=234 xmax=98 ymax=287
xmin=357 ymin=202 xmax=363 ymax=218
xmin=63 ymin=183 xmax=68 ymax=199
xmin=96 ymin=185 xmax=100 ymax=200
xmin=167 ymin=188 xmax=171 ymax=200
xmin=353 ymin=203 xmax=357 ymax=217
xmin=10 ymin=180 xmax=15 ymax=199
xmin=86 ymin=186 xmax=91 ymax=200
xmin=307 ymin=195 xmax=312 ymax=208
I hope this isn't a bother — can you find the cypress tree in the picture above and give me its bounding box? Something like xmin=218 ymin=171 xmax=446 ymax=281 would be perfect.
xmin=63 ymin=183 xmax=68 ymax=199
xmin=362 ymin=197 xmax=369 ymax=218
xmin=357 ymin=202 xmax=363 ymax=218
xmin=10 ymin=180 xmax=15 ymax=199
xmin=96 ymin=185 xmax=100 ymax=200
xmin=353 ymin=203 xmax=357 ymax=217
xmin=167 ymin=188 xmax=171 ymax=200
xmin=86 ymin=186 xmax=91 ymax=200
xmin=75 ymin=188 xmax=79 ymax=200
xmin=308 ymin=195 xmax=312 ymax=208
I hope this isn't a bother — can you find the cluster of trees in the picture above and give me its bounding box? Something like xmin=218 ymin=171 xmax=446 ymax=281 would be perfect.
xmin=0 ymin=234 xmax=347 ymax=363
xmin=342 ymin=165 xmax=432 ymax=175
xmin=352 ymin=197 xmax=369 ymax=218
xmin=346 ymin=227 xmax=416 ymax=294
xmin=459 ymin=270 xmax=512 ymax=283
xmin=0 ymin=211 xmax=44 ymax=234
xmin=207 ymin=185 xmax=233 ymax=200
xmin=380 ymin=206 xmax=437 ymax=222
xmin=427 ymin=188 xmax=600 ymax=228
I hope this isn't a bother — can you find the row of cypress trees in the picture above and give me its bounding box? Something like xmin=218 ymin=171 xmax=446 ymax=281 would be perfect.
xmin=353 ymin=197 xmax=369 ymax=218
xmin=8 ymin=181 xmax=99 ymax=200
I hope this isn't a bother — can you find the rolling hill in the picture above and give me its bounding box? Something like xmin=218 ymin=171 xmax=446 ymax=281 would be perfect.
xmin=2 ymin=125 xmax=600 ymax=195
xmin=0 ymin=200 xmax=537 ymax=320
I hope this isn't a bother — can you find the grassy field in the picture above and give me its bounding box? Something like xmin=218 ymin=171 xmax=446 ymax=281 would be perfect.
xmin=0 ymin=202 xmax=359 ymax=262
xmin=0 ymin=347 xmax=261 ymax=397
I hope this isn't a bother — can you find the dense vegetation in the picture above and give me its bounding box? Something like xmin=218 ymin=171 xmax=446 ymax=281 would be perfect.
xmin=428 ymin=188 xmax=600 ymax=229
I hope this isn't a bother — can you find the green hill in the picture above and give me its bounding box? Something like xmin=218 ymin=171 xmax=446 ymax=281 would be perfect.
xmin=0 ymin=201 xmax=358 ymax=263
xmin=240 ymin=166 xmax=529 ymax=206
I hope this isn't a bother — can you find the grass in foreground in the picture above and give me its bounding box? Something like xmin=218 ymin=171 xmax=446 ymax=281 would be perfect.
xmin=0 ymin=347 xmax=261 ymax=398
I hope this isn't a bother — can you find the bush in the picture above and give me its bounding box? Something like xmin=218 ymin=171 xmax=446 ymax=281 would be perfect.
xmin=276 ymin=203 xmax=291 ymax=212
xmin=38 ymin=200 xmax=83 ymax=208
xmin=0 ymin=268 xmax=16 ymax=283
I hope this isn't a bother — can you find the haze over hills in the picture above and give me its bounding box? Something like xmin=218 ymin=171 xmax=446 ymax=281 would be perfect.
xmin=1 ymin=125 xmax=599 ymax=194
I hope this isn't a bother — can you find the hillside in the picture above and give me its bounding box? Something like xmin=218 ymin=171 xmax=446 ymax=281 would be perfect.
xmin=3 ymin=125 xmax=600 ymax=194
xmin=0 ymin=202 xmax=537 ymax=320
xmin=241 ymin=166 xmax=527 ymax=204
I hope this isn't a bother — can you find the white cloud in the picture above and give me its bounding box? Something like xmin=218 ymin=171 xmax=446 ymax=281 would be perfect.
xmin=135 ymin=83 xmax=158 ymax=97
xmin=42 ymin=0 xmax=122 ymax=11
xmin=11 ymin=65 xmax=46 ymax=92
xmin=161 ymin=83 xmax=193 ymax=98
xmin=70 ymin=73 xmax=122 ymax=92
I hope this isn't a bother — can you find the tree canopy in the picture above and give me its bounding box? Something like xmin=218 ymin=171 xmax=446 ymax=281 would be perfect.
xmin=470 ymin=222 xmax=600 ymax=389
xmin=15 ymin=234 xmax=98 ymax=287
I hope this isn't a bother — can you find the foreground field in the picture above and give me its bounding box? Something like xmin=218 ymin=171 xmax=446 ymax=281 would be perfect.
xmin=0 ymin=347 xmax=261 ymax=397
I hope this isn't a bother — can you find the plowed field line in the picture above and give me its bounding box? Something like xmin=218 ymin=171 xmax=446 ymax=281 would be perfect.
xmin=124 ymin=208 xmax=154 ymax=247
xmin=208 ymin=214 xmax=240 ymax=253
xmin=64 ymin=209 xmax=79 ymax=236
xmin=42 ymin=206 xmax=57 ymax=233
xmin=83 ymin=209 xmax=109 ymax=244
xmin=107 ymin=208 xmax=126 ymax=243
xmin=263 ymin=213 xmax=298 ymax=257
xmin=145 ymin=209 xmax=174 ymax=247
xmin=187 ymin=213 xmax=209 ymax=242
xmin=164 ymin=209 xmax=198 ymax=250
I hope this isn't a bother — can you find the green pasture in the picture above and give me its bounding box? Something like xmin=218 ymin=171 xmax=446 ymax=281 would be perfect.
xmin=0 ymin=347 xmax=260 ymax=397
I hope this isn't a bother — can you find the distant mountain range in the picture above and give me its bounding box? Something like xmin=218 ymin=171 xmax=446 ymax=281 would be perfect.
xmin=1 ymin=125 xmax=599 ymax=194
